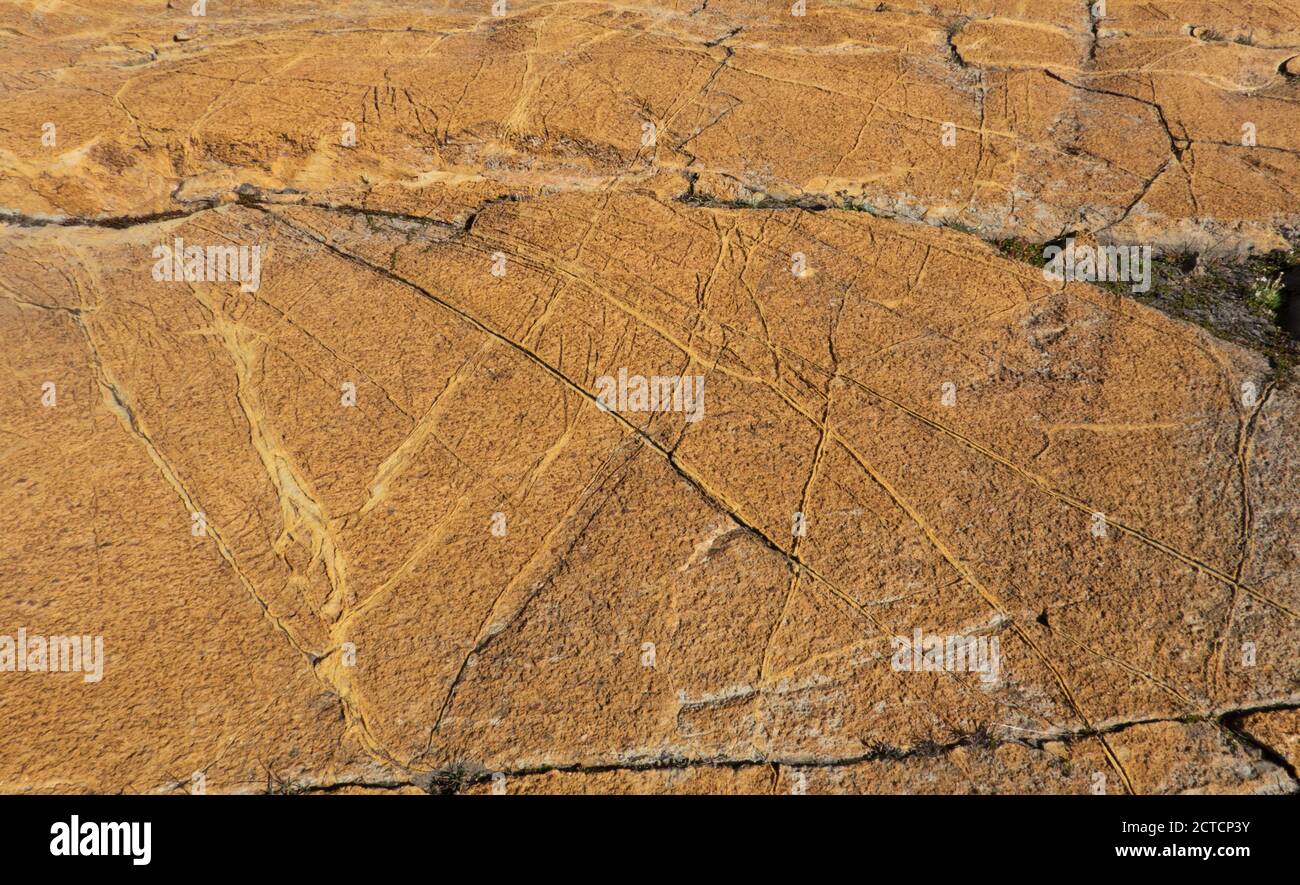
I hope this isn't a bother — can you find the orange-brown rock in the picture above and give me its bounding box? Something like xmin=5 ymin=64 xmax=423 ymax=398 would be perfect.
xmin=3 ymin=1 xmax=1298 ymax=250
xmin=0 ymin=1 xmax=1296 ymax=795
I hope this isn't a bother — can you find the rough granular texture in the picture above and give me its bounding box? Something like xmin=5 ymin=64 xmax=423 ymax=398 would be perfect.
xmin=0 ymin=1 xmax=1295 ymax=794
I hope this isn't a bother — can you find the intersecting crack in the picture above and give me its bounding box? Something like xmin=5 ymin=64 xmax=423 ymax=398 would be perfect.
xmin=2 ymin=0 xmax=1298 ymax=796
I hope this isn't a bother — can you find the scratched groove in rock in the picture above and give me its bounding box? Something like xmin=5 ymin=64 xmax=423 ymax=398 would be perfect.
xmin=4 ymin=1 xmax=1300 ymax=248
xmin=0 ymin=0 xmax=1296 ymax=794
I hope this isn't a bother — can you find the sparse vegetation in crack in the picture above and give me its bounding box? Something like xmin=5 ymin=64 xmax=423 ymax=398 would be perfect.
xmin=297 ymin=779 xmax=421 ymax=795
xmin=1087 ymin=1 xmax=1102 ymax=63
xmin=1221 ymin=711 xmax=1299 ymax=786
xmin=867 ymin=724 xmax=997 ymax=761
xmin=262 ymin=764 xmax=311 ymax=796
xmin=1189 ymin=25 xmax=1228 ymax=44
xmin=420 ymin=761 xmax=489 ymax=796
xmin=993 ymin=233 xmax=1300 ymax=379
xmin=676 ymin=188 xmax=892 ymax=216
xmin=0 ymin=202 xmax=220 ymax=229
xmin=403 ymin=707 xmax=1299 ymax=794
xmin=676 ymin=186 xmax=1299 ymax=375
xmin=945 ymin=16 xmax=970 ymax=68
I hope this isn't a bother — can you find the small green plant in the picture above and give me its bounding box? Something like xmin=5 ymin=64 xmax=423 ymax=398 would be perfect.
xmin=844 ymin=197 xmax=883 ymax=216
xmin=424 ymin=761 xmax=484 ymax=795
xmin=994 ymin=238 xmax=1047 ymax=266
xmin=1248 ymin=273 xmax=1283 ymax=317
xmin=264 ymin=765 xmax=309 ymax=795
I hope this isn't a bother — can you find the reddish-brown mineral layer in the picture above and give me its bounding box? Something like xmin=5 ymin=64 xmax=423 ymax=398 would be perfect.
xmin=0 ymin=1 xmax=1295 ymax=794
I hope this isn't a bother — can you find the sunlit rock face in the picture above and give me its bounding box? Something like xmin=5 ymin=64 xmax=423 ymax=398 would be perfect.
xmin=0 ymin=0 xmax=1296 ymax=795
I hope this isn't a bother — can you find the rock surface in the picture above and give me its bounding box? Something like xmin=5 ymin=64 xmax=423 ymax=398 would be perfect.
xmin=4 ymin=1 xmax=1300 ymax=250
xmin=0 ymin=1 xmax=1296 ymax=794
